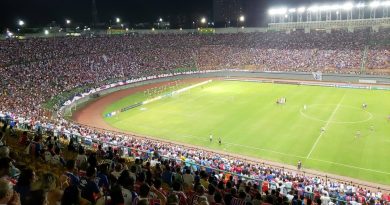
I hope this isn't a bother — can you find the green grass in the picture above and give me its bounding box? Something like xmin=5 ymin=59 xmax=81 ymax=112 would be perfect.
xmin=103 ymin=80 xmax=390 ymax=185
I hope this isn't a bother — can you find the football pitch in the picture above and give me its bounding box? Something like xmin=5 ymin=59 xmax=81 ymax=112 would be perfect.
xmin=103 ymin=80 xmax=390 ymax=185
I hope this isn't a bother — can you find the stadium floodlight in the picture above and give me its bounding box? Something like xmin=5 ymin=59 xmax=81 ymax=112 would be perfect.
xmin=152 ymin=28 xmax=155 ymax=31
xmin=66 ymin=19 xmax=71 ymax=25
xmin=268 ymin=8 xmax=287 ymax=15
xmin=288 ymin=8 xmax=296 ymax=13
xmin=369 ymin=1 xmax=380 ymax=8
xmin=356 ymin=3 xmax=365 ymax=8
xmin=382 ymin=1 xmax=390 ymax=6
xmin=7 ymin=30 xmax=13 ymax=37
xmin=297 ymin=7 xmax=306 ymax=13
xmin=18 ymin=20 xmax=25 ymax=26
xmin=159 ymin=18 xmax=163 ymax=22
xmin=116 ymin=17 xmax=120 ymax=23
xmin=319 ymin=5 xmax=331 ymax=11
xmin=342 ymin=2 xmax=354 ymax=10
xmin=239 ymin=15 xmax=245 ymax=22
xmin=200 ymin=17 xmax=206 ymax=24
xmin=44 ymin=29 xmax=49 ymax=35
xmin=308 ymin=6 xmax=319 ymax=12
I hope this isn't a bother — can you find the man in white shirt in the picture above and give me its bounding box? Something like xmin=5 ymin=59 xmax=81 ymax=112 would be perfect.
xmin=321 ymin=192 xmax=331 ymax=205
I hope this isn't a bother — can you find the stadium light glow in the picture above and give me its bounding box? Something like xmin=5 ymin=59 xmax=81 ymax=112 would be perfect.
xmin=319 ymin=5 xmax=330 ymax=11
xmin=297 ymin=7 xmax=306 ymax=13
xmin=268 ymin=8 xmax=287 ymax=15
xmin=239 ymin=15 xmax=245 ymax=22
xmin=200 ymin=17 xmax=206 ymax=24
xmin=159 ymin=18 xmax=163 ymax=22
xmin=66 ymin=19 xmax=71 ymax=24
xmin=44 ymin=30 xmax=49 ymax=35
xmin=7 ymin=31 xmax=13 ymax=37
xmin=288 ymin=8 xmax=297 ymax=13
xmin=307 ymin=6 xmax=319 ymax=12
xmin=116 ymin=17 xmax=120 ymax=23
xmin=369 ymin=1 xmax=380 ymax=8
xmin=382 ymin=1 xmax=390 ymax=6
xmin=342 ymin=2 xmax=354 ymax=10
xmin=356 ymin=3 xmax=365 ymax=8
xmin=18 ymin=20 xmax=25 ymax=26
xmin=330 ymin=4 xmax=340 ymax=10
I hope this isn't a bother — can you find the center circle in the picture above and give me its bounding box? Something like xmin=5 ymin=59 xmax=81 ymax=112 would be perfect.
xmin=300 ymin=104 xmax=373 ymax=124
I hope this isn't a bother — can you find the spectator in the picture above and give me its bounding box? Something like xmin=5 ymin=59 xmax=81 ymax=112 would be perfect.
xmin=80 ymin=166 xmax=102 ymax=204
xmin=0 ymin=178 xmax=20 ymax=205
xmin=14 ymin=168 xmax=36 ymax=205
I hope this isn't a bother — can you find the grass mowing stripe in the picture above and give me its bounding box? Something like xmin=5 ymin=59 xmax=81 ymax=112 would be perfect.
xmin=306 ymin=92 xmax=346 ymax=159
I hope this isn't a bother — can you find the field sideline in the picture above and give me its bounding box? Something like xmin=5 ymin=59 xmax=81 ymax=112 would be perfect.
xmin=100 ymin=79 xmax=390 ymax=185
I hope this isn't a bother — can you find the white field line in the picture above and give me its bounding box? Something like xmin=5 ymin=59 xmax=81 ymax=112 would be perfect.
xmin=306 ymin=93 xmax=346 ymax=159
xmin=177 ymin=135 xmax=308 ymax=159
xmin=176 ymin=135 xmax=390 ymax=175
xmin=110 ymin=123 xmax=390 ymax=175
xmin=309 ymin=158 xmax=390 ymax=175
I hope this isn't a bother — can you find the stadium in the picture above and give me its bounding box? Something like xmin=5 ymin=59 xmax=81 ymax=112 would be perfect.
xmin=1 ymin=0 xmax=390 ymax=205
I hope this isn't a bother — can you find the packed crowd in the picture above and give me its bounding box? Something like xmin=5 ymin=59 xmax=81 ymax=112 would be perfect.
xmin=1 ymin=29 xmax=390 ymax=117
xmin=1 ymin=118 xmax=390 ymax=205
xmin=0 ymin=29 xmax=390 ymax=205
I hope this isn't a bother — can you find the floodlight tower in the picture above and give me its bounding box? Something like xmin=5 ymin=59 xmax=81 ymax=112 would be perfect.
xmin=278 ymin=8 xmax=287 ymax=23
xmin=342 ymin=2 xmax=353 ymax=21
xmin=297 ymin=7 xmax=305 ymax=22
xmin=382 ymin=1 xmax=390 ymax=18
xmin=288 ymin=8 xmax=296 ymax=22
xmin=356 ymin=3 xmax=365 ymax=19
xmin=268 ymin=9 xmax=276 ymax=23
xmin=200 ymin=17 xmax=207 ymax=27
xmin=18 ymin=20 xmax=25 ymax=27
xmin=370 ymin=1 xmax=380 ymax=19
xmin=307 ymin=6 xmax=319 ymax=21
xmin=17 ymin=19 xmax=25 ymax=34
xmin=238 ymin=15 xmax=245 ymax=27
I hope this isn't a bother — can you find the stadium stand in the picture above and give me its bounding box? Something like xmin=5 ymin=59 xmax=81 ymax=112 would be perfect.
xmin=0 ymin=30 xmax=390 ymax=205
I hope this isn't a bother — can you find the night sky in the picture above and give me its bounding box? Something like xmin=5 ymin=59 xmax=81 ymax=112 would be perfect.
xmin=1 ymin=0 xmax=342 ymax=31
